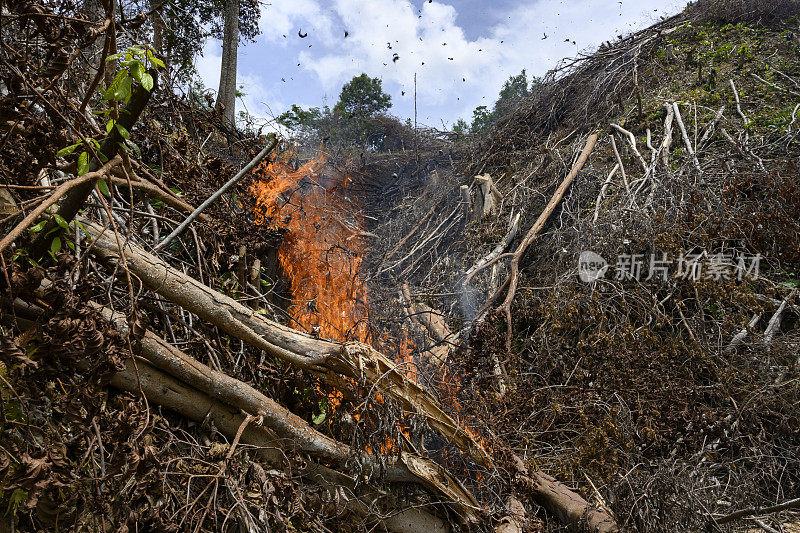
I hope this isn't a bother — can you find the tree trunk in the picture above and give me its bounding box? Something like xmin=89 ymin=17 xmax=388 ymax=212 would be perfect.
xmin=215 ymin=0 xmax=239 ymax=126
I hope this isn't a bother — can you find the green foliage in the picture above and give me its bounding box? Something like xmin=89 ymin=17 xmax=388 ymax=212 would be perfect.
xmin=470 ymin=105 xmax=493 ymax=134
xmin=452 ymin=118 xmax=469 ymax=135
xmin=56 ymin=45 xmax=164 ymax=175
xmin=277 ymin=104 xmax=324 ymax=130
xmin=461 ymin=69 xmax=543 ymax=134
xmin=333 ymin=73 xmax=392 ymax=119
xmin=6 ymin=489 xmax=28 ymax=518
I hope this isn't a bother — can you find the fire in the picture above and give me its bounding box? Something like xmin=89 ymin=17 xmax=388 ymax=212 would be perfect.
xmin=250 ymin=148 xmax=487 ymax=459
xmin=250 ymin=151 xmax=370 ymax=343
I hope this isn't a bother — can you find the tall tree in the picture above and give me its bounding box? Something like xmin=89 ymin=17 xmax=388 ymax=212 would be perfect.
xmin=215 ymin=0 xmax=240 ymax=125
xmin=493 ymin=69 xmax=532 ymax=117
xmin=334 ymin=73 xmax=392 ymax=120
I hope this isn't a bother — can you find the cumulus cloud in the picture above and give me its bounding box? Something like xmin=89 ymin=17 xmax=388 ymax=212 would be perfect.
xmin=197 ymin=0 xmax=690 ymax=126
xmin=259 ymin=0 xmax=336 ymax=45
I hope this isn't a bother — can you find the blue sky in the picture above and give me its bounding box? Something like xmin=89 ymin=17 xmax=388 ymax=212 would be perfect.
xmin=195 ymin=0 xmax=691 ymax=129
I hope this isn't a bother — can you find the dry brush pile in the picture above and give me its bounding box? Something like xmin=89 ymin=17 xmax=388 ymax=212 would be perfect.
xmin=0 ymin=1 xmax=625 ymax=532
xmin=366 ymin=1 xmax=800 ymax=531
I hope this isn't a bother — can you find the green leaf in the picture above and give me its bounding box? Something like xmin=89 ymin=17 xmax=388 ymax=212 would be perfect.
xmin=75 ymin=220 xmax=89 ymax=237
xmin=57 ymin=142 xmax=81 ymax=158
xmin=312 ymin=401 xmax=327 ymax=425
xmin=117 ymin=76 xmax=133 ymax=102
xmin=77 ymin=151 xmax=90 ymax=176
xmin=105 ymin=119 xmax=116 ymax=133
xmin=56 ymin=143 xmax=81 ymax=157
xmin=51 ymin=236 xmax=62 ymax=255
xmin=66 ymin=240 xmax=75 ymax=251
xmin=105 ymin=53 xmax=124 ymax=62
xmin=140 ymin=73 xmax=154 ymax=92
xmin=149 ymin=55 xmax=165 ymax=69
xmin=130 ymin=60 xmax=145 ymax=83
xmin=28 ymin=220 xmax=47 ymax=233
xmin=97 ymin=178 xmax=110 ymax=197
xmin=127 ymin=141 xmax=141 ymax=158
xmin=115 ymin=123 xmax=130 ymax=139
xmin=53 ymin=214 xmax=69 ymax=230
xmin=103 ymin=70 xmax=128 ymax=101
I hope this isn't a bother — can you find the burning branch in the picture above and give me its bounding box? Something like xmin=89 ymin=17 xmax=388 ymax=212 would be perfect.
xmin=80 ymin=218 xmax=495 ymax=468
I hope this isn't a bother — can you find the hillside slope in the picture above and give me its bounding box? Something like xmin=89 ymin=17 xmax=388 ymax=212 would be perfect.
xmin=377 ymin=1 xmax=800 ymax=530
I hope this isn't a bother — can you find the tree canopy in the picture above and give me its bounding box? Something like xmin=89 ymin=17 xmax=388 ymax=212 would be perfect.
xmin=333 ymin=74 xmax=392 ymax=119
xmin=459 ymin=69 xmax=541 ymax=134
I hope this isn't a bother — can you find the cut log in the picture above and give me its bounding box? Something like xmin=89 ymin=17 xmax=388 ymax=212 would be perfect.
xmin=494 ymin=497 xmax=526 ymax=533
xmin=472 ymin=174 xmax=501 ymax=221
xmin=81 ymin=219 xmax=493 ymax=469
xmin=400 ymin=282 xmax=456 ymax=367
xmin=110 ymin=358 xmax=452 ymax=533
xmin=527 ymin=471 xmax=618 ymax=533
xmin=93 ymin=304 xmax=481 ymax=523
xmin=460 ymin=185 xmax=471 ymax=220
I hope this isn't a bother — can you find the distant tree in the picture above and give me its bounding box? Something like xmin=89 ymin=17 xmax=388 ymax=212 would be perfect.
xmin=464 ymin=70 xmax=543 ymax=134
xmin=334 ymin=74 xmax=392 ymax=120
xmin=493 ymin=69 xmax=532 ymax=117
xmin=470 ymin=105 xmax=493 ymax=134
xmin=277 ymin=104 xmax=323 ymax=129
xmin=452 ymin=118 xmax=469 ymax=135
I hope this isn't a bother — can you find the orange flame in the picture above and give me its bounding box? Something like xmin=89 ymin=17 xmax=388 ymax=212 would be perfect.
xmin=250 ymin=149 xmax=488 ymax=458
xmin=250 ymin=152 xmax=370 ymax=343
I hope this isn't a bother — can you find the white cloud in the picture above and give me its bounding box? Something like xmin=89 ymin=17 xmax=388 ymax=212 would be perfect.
xmin=194 ymin=41 xmax=285 ymax=128
xmin=259 ymin=0 xmax=336 ymax=45
xmin=194 ymin=0 xmax=690 ymax=126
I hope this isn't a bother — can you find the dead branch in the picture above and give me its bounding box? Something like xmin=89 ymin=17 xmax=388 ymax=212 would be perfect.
xmin=593 ymin=164 xmax=619 ymax=222
xmin=724 ymin=313 xmax=761 ymax=354
xmin=81 ymin=219 xmax=494 ymax=468
xmin=762 ymin=289 xmax=796 ymax=347
xmin=712 ymin=497 xmax=800 ymax=526
xmin=460 ymin=211 xmax=521 ymax=288
xmin=384 ymin=200 xmax=440 ymax=260
xmin=610 ymin=123 xmax=648 ymax=172
xmin=106 ymin=173 xmax=211 ymax=222
xmin=494 ymin=133 xmax=599 ymax=351
xmin=0 ymin=156 xmax=122 ymax=255
xmin=672 ymin=102 xmax=702 ymax=175
xmin=110 ymin=357 xmax=454 ymax=533
xmin=94 ymin=304 xmax=481 ymax=523
xmin=610 ymin=134 xmax=632 ymax=198
xmin=155 ymin=134 xmax=279 ymax=251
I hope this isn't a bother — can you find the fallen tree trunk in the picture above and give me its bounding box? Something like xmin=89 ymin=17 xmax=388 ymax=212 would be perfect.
xmin=513 ymin=457 xmax=618 ymax=533
xmin=110 ymin=357 xmax=452 ymax=533
xmin=399 ymin=282 xmax=456 ymax=368
xmin=81 ymin=219 xmax=493 ymax=468
xmin=94 ymin=304 xmax=481 ymax=524
xmin=6 ymin=295 xmax=475 ymax=526
xmin=526 ymin=471 xmax=618 ymax=533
